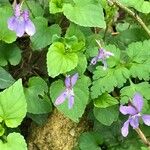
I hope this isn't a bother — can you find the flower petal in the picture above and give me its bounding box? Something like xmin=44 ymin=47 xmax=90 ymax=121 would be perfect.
xmin=25 ymin=20 xmax=36 ymax=36
xmin=14 ymin=18 xmax=25 ymax=37
xmin=120 ymin=105 xmax=137 ymax=115
xmin=90 ymin=56 xmax=98 ymax=65
xmin=14 ymin=4 xmax=21 ymax=17
xmin=105 ymin=51 xmax=114 ymax=57
xmin=129 ymin=115 xmax=139 ymax=129
xmin=68 ymin=95 xmax=74 ymax=109
xmin=98 ymin=48 xmax=104 ymax=59
xmin=65 ymin=76 xmax=71 ymax=88
xmin=7 ymin=16 xmax=17 ymax=30
xmin=54 ymin=91 xmax=67 ymax=106
xmin=133 ymin=93 xmax=143 ymax=112
xmin=121 ymin=120 xmax=130 ymax=137
xmin=142 ymin=115 xmax=150 ymax=126
xmin=71 ymin=73 xmax=78 ymax=87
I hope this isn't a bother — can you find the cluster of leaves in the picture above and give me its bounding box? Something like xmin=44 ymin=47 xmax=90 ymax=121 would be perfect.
xmin=0 ymin=0 xmax=150 ymax=149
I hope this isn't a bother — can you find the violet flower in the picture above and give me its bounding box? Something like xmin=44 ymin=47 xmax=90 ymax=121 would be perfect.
xmin=54 ymin=73 xmax=78 ymax=109
xmin=90 ymin=48 xmax=114 ymax=70
xmin=8 ymin=4 xmax=35 ymax=37
xmin=120 ymin=93 xmax=150 ymax=137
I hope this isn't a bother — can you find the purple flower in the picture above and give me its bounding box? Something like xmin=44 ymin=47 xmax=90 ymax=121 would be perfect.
xmin=120 ymin=93 xmax=150 ymax=137
xmin=8 ymin=4 xmax=35 ymax=37
xmin=54 ymin=73 xmax=78 ymax=109
xmin=90 ymin=48 xmax=114 ymax=70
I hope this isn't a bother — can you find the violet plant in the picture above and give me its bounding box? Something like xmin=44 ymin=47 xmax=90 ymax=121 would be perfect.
xmin=90 ymin=40 xmax=114 ymax=70
xmin=54 ymin=73 xmax=78 ymax=109
xmin=0 ymin=0 xmax=150 ymax=149
xmin=7 ymin=2 xmax=35 ymax=37
xmin=120 ymin=93 xmax=150 ymax=137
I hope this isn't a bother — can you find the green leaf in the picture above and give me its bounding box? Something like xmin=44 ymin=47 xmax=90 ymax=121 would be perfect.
xmin=119 ymin=0 xmax=150 ymax=14
xmin=49 ymin=0 xmax=64 ymax=13
xmin=47 ymin=42 xmax=78 ymax=77
xmin=0 ymin=42 xmax=21 ymax=66
xmin=50 ymin=76 xmax=89 ymax=122
xmin=93 ymin=105 xmax=119 ymax=126
xmin=0 ymin=80 xmax=27 ymax=128
xmin=90 ymin=45 xmax=129 ymax=99
xmin=0 ymin=6 xmax=16 ymax=43
xmin=0 ymin=132 xmax=27 ymax=150
xmin=79 ymin=132 xmax=103 ymax=150
xmin=91 ymin=66 xmax=130 ymax=99
xmin=0 ymin=67 xmax=15 ymax=89
xmin=63 ymin=1 xmax=106 ymax=28
xmin=25 ymin=77 xmax=52 ymax=114
xmin=0 ymin=124 xmax=5 ymax=136
xmin=94 ymin=93 xmax=118 ymax=108
xmin=72 ymin=54 xmax=87 ymax=75
xmin=31 ymin=17 xmax=61 ymax=50
xmin=27 ymin=113 xmax=49 ymax=125
xmin=23 ymin=0 xmax=44 ymax=17
xmin=65 ymin=23 xmax=85 ymax=52
xmin=127 ymin=40 xmax=150 ymax=80
xmin=120 ymin=82 xmax=150 ymax=112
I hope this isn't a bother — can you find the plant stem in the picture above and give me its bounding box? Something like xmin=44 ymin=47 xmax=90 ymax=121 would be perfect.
xmin=107 ymin=0 xmax=150 ymax=37
xmin=135 ymin=128 xmax=150 ymax=148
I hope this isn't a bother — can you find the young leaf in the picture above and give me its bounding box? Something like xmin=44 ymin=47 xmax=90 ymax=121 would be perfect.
xmin=47 ymin=42 xmax=78 ymax=78
xmin=0 ymin=80 xmax=27 ymax=128
xmin=31 ymin=17 xmax=61 ymax=50
xmin=0 ymin=67 xmax=15 ymax=89
xmin=93 ymin=105 xmax=119 ymax=126
xmin=94 ymin=93 xmax=118 ymax=108
xmin=0 ymin=6 xmax=16 ymax=43
xmin=50 ymin=76 xmax=89 ymax=122
xmin=63 ymin=0 xmax=106 ymax=28
xmin=24 ymin=77 xmax=52 ymax=114
xmin=79 ymin=132 xmax=103 ymax=150
xmin=0 ymin=42 xmax=21 ymax=66
xmin=49 ymin=0 xmax=64 ymax=14
xmin=0 ymin=132 xmax=27 ymax=150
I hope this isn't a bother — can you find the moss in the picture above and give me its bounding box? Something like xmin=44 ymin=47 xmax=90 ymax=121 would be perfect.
xmin=28 ymin=109 xmax=89 ymax=150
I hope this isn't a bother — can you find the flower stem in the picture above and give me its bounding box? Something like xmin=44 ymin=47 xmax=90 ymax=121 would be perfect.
xmin=135 ymin=128 xmax=150 ymax=148
xmin=107 ymin=0 xmax=150 ymax=37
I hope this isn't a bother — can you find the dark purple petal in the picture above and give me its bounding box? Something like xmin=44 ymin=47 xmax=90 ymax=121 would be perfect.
xmin=129 ymin=115 xmax=139 ymax=129
xmin=120 ymin=105 xmax=137 ymax=115
xmin=121 ymin=120 xmax=129 ymax=137
xmin=71 ymin=73 xmax=78 ymax=87
xmin=90 ymin=56 xmax=98 ymax=65
xmin=7 ymin=16 xmax=17 ymax=30
xmin=68 ymin=95 xmax=74 ymax=109
xmin=25 ymin=19 xmax=36 ymax=36
xmin=133 ymin=93 xmax=143 ymax=112
xmin=54 ymin=91 xmax=67 ymax=106
xmin=142 ymin=115 xmax=150 ymax=126
xmin=65 ymin=76 xmax=71 ymax=88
